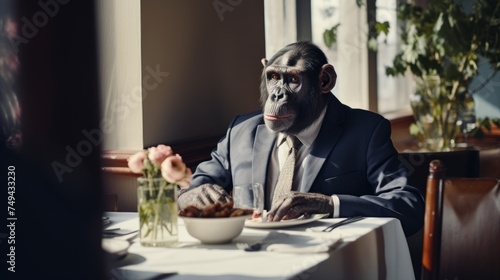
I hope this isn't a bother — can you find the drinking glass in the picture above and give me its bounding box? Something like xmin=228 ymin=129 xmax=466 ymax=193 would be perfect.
xmin=232 ymin=183 xmax=264 ymax=217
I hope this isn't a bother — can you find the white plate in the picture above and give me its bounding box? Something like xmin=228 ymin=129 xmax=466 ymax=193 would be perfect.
xmin=102 ymin=216 xmax=111 ymax=226
xmin=245 ymin=213 xmax=329 ymax=229
xmin=102 ymin=238 xmax=130 ymax=259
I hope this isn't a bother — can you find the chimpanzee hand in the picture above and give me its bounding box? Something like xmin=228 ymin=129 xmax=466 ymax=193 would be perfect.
xmin=267 ymin=191 xmax=333 ymax=221
xmin=178 ymin=183 xmax=232 ymax=210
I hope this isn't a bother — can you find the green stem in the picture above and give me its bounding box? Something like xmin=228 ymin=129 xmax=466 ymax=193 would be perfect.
xmin=441 ymin=56 xmax=467 ymax=149
xmin=151 ymin=180 xmax=166 ymax=241
xmin=148 ymin=174 xmax=154 ymax=197
xmin=139 ymin=178 xmax=177 ymax=243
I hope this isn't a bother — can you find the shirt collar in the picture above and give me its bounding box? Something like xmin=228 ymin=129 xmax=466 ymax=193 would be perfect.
xmin=275 ymin=104 xmax=328 ymax=148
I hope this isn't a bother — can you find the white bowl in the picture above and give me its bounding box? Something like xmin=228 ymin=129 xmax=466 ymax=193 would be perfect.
xmin=181 ymin=215 xmax=251 ymax=244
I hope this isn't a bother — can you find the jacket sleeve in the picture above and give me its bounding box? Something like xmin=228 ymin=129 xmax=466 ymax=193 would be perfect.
xmin=337 ymin=119 xmax=425 ymax=237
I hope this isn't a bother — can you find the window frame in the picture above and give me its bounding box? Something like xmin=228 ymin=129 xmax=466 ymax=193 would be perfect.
xmin=264 ymin=0 xmax=412 ymax=117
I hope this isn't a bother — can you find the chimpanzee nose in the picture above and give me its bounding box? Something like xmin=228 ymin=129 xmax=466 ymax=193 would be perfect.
xmin=271 ymin=87 xmax=288 ymax=102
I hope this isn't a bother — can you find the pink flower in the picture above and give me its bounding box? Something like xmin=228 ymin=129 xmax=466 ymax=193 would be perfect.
xmin=127 ymin=151 xmax=147 ymax=174
xmin=128 ymin=144 xmax=192 ymax=184
xmin=161 ymin=154 xmax=191 ymax=185
xmin=148 ymin=144 xmax=173 ymax=167
xmin=177 ymin=168 xmax=192 ymax=189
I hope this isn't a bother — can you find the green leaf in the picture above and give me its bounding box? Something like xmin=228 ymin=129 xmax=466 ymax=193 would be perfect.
xmin=375 ymin=21 xmax=390 ymax=36
xmin=409 ymin=123 xmax=421 ymax=136
xmin=415 ymin=36 xmax=428 ymax=55
xmin=385 ymin=67 xmax=396 ymax=76
xmin=356 ymin=0 xmax=363 ymax=8
xmin=447 ymin=12 xmax=456 ymax=28
xmin=323 ymin=30 xmax=334 ymax=48
xmin=433 ymin=13 xmax=444 ymax=33
xmin=368 ymin=37 xmax=378 ymax=51
xmin=385 ymin=54 xmax=408 ymax=77
xmin=323 ymin=24 xmax=340 ymax=49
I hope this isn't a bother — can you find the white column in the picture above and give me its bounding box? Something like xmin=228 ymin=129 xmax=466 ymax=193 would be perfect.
xmin=97 ymin=0 xmax=143 ymax=150
xmin=336 ymin=0 xmax=369 ymax=109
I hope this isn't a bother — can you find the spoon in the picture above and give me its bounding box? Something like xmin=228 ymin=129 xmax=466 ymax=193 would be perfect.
xmin=236 ymin=242 xmax=263 ymax=252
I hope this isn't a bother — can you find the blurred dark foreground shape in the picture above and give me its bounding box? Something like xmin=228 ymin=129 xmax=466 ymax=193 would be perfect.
xmin=1 ymin=1 xmax=104 ymax=279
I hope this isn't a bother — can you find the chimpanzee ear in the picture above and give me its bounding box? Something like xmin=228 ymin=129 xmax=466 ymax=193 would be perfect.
xmin=261 ymin=58 xmax=268 ymax=67
xmin=319 ymin=64 xmax=337 ymax=93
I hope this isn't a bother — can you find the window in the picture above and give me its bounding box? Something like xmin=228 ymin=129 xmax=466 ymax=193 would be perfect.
xmin=376 ymin=0 xmax=411 ymax=113
xmin=264 ymin=0 xmax=412 ymax=114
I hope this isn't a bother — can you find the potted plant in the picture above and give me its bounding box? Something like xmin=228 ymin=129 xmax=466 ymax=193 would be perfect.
xmin=325 ymin=0 xmax=500 ymax=151
xmin=386 ymin=0 xmax=500 ymax=151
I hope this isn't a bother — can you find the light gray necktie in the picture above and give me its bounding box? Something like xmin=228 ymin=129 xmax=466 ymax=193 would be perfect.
xmin=272 ymin=135 xmax=301 ymax=206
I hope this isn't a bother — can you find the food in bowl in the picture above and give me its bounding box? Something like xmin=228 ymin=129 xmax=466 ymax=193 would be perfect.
xmin=179 ymin=202 xmax=253 ymax=218
xmin=179 ymin=203 xmax=253 ymax=244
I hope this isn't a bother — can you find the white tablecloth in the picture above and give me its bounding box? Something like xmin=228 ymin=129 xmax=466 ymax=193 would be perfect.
xmin=105 ymin=212 xmax=414 ymax=280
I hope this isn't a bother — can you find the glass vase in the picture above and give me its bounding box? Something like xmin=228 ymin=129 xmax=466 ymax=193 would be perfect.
xmin=456 ymin=91 xmax=477 ymax=147
xmin=137 ymin=177 xmax=178 ymax=247
xmin=410 ymin=76 xmax=460 ymax=151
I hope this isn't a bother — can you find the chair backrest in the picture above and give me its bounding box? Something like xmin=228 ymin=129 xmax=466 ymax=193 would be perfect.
xmin=398 ymin=149 xmax=480 ymax=194
xmin=399 ymin=150 xmax=481 ymax=280
xmin=422 ymin=160 xmax=500 ymax=280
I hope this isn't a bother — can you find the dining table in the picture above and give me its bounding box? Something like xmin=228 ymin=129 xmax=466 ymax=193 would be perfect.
xmin=103 ymin=212 xmax=415 ymax=280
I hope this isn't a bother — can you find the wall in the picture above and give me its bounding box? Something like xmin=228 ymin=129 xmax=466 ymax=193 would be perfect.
xmin=13 ymin=1 xmax=105 ymax=277
xmin=462 ymin=0 xmax=500 ymax=119
xmin=471 ymin=59 xmax=500 ymax=118
xmin=97 ymin=0 xmax=143 ymax=151
xmin=141 ymin=0 xmax=265 ymax=147
xmin=102 ymin=0 xmax=266 ymax=211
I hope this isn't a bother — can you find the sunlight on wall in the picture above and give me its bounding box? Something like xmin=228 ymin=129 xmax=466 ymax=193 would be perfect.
xmin=97 ymin=0 xmax=143 ymax=150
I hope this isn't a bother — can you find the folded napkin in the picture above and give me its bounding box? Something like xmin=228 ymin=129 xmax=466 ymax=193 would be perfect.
xmin=264 ymin=231 xmax=342 ymax=254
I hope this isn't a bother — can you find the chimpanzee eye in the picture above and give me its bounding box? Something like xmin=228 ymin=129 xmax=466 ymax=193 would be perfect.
xmin=271 ymin=73 xmax=280 ymax=80
xmin=290 ymin=76 xmax=299 ymax=83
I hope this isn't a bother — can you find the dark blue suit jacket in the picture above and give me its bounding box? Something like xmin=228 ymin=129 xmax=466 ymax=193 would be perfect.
xmin=188 ymin=94 xmax=424 ymax=236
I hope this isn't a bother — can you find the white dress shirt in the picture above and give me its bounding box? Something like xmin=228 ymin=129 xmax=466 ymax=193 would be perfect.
xmin=266 ymin=105 xmax=340 ymax=217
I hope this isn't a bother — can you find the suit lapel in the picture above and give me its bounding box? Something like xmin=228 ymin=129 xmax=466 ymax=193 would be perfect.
xmin=252 ymin=124 xmax=276 ymax=187
xmin=300 ymin=95 xmax=345 ymax=193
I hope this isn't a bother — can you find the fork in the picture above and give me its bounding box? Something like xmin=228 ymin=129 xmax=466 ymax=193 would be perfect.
xmin=322 ymin=216 xmax=364 ymax=232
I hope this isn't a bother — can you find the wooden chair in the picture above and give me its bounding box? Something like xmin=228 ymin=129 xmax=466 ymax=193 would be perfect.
xmin=398 ymin=149 xmax=480 ymax=279
xmin=422 ymin=160 xmax=500 ymax=280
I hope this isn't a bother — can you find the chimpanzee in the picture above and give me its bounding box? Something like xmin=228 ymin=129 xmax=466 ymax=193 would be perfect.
xmin=260 ymin=42 xmax=336 ymax=135
xmin=178 ymin=41 xmax=424 ymax=237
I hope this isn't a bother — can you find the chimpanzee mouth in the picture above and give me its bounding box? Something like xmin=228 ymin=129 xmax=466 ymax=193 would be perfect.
xmin=264 ymin=114 xmax=292 ymax=121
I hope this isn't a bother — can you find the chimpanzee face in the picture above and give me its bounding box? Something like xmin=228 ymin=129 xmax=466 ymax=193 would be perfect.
xmin=260 ymin=42 xmax=336 ymax=135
